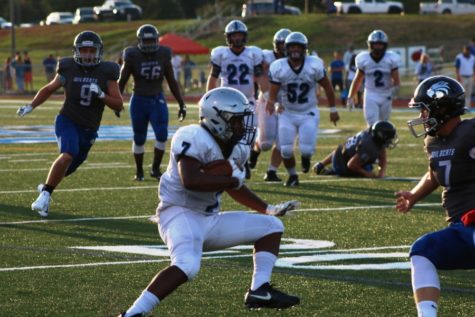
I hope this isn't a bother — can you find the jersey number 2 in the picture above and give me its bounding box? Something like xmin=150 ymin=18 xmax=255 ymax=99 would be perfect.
xmin=227 ymin=64 xmax=250 ymax=85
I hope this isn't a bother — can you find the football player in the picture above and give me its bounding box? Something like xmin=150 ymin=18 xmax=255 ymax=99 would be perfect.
xmin=266 ymin=32 xmax=339 ymax=186
xmin=395 ymin=76 xmax=475 ymax=317
xmin=207 ymin=19 xmax=269 ymax=179
xmin=17 ymin=31 xmax=123 ymax=217
xmin=313 ymin=120 xmax=398 ymax=177
xmin=117 ymin=87 xmax=299 ymax=317
xmin=249 ymin=28 xmax=291 ymax=182
xmin=118 ymin=24 xmax=186 ymax=181
xmin=347 ymin=30 xmax=401 ymax=127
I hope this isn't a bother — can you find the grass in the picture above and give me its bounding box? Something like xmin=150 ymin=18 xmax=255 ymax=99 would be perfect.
xmin=0 ymin=98 xmax=474 ymax=316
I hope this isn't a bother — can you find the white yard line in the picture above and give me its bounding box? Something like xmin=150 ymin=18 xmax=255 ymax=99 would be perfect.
xmin=0 ymin=203 xmax=440 ymax=226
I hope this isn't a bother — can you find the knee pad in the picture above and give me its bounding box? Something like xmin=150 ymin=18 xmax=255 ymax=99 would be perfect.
xmin=260 ymin=142 xmax=273 ymax=152
xmin=155 ymin=141 xmax=166 ymax=151
xmin=155 ymin=126 xmax=168 ymax=143
xmin=174 ymin=258 xmax=201 ymax=280
xmin=280 ymin=145 xmax=294 ymax=159
xmin=133 ymin=134 xmax=147 ymax=147
xmin=132 ymin=143 xmax=145 ymax=154
xmin=299 ymin=144 xmax=315 ymax=158
xmin=269 ymin=216 xmax=284 ymax=233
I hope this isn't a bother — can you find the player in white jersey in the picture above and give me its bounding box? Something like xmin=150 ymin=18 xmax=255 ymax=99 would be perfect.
xmin=207 ymin=20 xmax=269 ymax=179
xmin=266 ymin=32 xmax=339 ymax=186
xmin=249 ymin=28 xmax=291 ymax=183
xmin=117 ymin=87 xmax=300 ymax=317
xmin=347 ymin=30 xmax=400 ymax=127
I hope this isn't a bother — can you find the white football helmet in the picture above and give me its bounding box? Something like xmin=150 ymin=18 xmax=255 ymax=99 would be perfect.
xmin=285 ymin=31 xmax=308 ymax=61
xmin=199 ymin=87 xmax=255 ymax=145
xmin=273 ymin=28 xmax=291 ymax=56
xmin=367 ymin=30 xmax=388 ymax=57
xmin=224 ymin=20 xmax=248 ymax=48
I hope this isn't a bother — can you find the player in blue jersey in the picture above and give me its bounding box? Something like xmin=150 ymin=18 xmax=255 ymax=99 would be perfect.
xmin=17 ymin=31 xmax=123 ymax=217
xmin=396 ymin=76 xmax=475 ymax=317
xmin=118 ymin=24 xmax=186 ymax=181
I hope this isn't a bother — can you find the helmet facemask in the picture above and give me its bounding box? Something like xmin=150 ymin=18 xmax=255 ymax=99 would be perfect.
xmin=226 ymin=32 xmax=247 ymax=49
xmin=408 ymin=100 xmax=452 ymax=137
xmin=287 ymin=43 xmax=306 ymax=62
xmin=74 ymin=42 xmax=102 ymax=67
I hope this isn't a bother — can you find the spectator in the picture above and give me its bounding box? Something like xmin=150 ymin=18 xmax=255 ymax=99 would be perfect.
xmin=43 ymin=54 xmax=57 ymax=83
xmin=199 ymin=69 xmax=206 ymax=88
xmin=329 ymin=50 xmax=346 ymax=105
xmin=414 ymin=53 xmax=433 ymax=83
xmin=23 ymin=51 xmax=33 ymax=93
xmin=171 ymin=52 xmax=183 ymax=83
xmin=469 ymin=37 xmax=475 ymax=56
xmin=454 ymin=45 xmax=475 ymax=108
xmin=343 ymin=44 xmax=354 ymax=68
xmin=346 ymin=54 xmax=362 ymax=108
xmin=3 ymin=57 xmax=13 ymax=92
xmin=182 ymin=55 xmax=195 ymax=91
xmin=11 ymin=52 xmax=25 ymax=94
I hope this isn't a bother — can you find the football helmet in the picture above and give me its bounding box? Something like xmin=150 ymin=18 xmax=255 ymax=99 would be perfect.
xmin=370 ymin=120 xmax=398 ymax=148
xmin=73 ymin=31 xmax=103 ymax=67
xmin=407 ymin=75 xmax=466 ymax=137
xmin=137 ymin=24 xmax=159 ymax=53
xmin=273 ymin=28 xmax=291 ymax=56
xmin=199 ymin=87 xmax=255 ymax=145
xmin=367 ymin=30 xmax=388 ymax=58
xmin=224 ymin=20 xmax=248 ymax=48
xmin=285 ymin=32 xmax=308 ymax=61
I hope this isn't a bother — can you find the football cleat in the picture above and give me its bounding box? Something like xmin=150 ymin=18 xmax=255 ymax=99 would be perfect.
xmin=301 ymin=157 xmax=311 ymax=173
xmin=263 ymin=170 xmax=282 ymax=182
xmin=150 ymin=168 xmax=162 ymax=181
xmin=313 ymin=162 xmax=325 ymax=175
xmin=31 ymin=190 xmax=51 ymax=217
xmin=134 ymin=170 xmax=145 ymax=181
xmin=244 ymin=283 xmax=300 ymax=309
xmin=284 ymin=174 xmax=299 ymax=187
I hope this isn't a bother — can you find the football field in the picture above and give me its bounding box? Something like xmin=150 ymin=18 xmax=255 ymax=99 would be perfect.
xmin=1 ymin=100 xmax=474 ymax=316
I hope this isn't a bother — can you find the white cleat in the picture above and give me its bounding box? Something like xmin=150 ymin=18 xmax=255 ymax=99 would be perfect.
xmin=31 ymin=191 xmax=51 ymax=217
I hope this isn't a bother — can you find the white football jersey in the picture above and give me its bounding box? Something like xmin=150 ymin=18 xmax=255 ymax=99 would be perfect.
xmin=262 ymin=49 xmax=278 ymax=65
xmin=210 ymin=46 xmax=264 ymax=100
xmin=356 ymin=50 xmax=400 ymax=94
xmin=269 ymin=56 xmax=325 ymax=113
xmin=158 ymin=124 xmax=249 ymax=214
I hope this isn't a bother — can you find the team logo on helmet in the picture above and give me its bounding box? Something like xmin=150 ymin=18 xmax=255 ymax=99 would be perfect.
xmin=427 ymin=81 xmax=450 ymax=100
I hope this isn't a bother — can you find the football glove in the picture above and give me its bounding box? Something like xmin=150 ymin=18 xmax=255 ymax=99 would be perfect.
xmin=90 ymin=83 xmax=105 ymax=99
xmin=178 ymin=104 xmax=187 ymax=121
xmin=17 ymin=104 xmax=33 ymax=117
xmin=346 ymin=97 xmax=355 ymax=111
xmin=266 ymin=200 xmax=300 ymax=217
xmin=229 ymin=159 xmax=245 ymax=189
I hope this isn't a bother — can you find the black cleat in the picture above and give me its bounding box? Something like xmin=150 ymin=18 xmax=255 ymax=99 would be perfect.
xmin=313 ymin=162 xmax=325 ymax=175
xmin=263 ymin=170 xmax=282 ymax=182
xmin=284 ymin=174 xmax=299 ymax=187
xmin=244 ymin=283 xmax=300 ymax=309
xmin=150 ymin=168 xmax=162 ymax=181
xmin=134 ymin=171 xmax=144 ymax=181
xmin=301 ymin=157 xmax=311 ymax=173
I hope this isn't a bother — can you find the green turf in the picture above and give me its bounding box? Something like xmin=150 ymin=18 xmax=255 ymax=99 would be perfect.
xmin=0 ymin=101 xmax=474 ymax=316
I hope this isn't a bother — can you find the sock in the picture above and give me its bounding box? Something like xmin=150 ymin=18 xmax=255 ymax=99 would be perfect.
xmin=416 ymin=301 xmax=437 ymax=317
xmin=287 ymin=167 xmax=297 ymax=176
xmin=43 ymin=184 xmax=55 ymax=194
xmin=250 ymin=251 xmax=277 ymax=291
xmin=125 ymin=290 xmax=160 ymax=317
xmin=267 ymin=165 xmax=277 ymax=172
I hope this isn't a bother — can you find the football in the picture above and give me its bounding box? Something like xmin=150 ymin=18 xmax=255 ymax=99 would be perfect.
xmin=201 ymin=159 xmax=233 ymax=177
